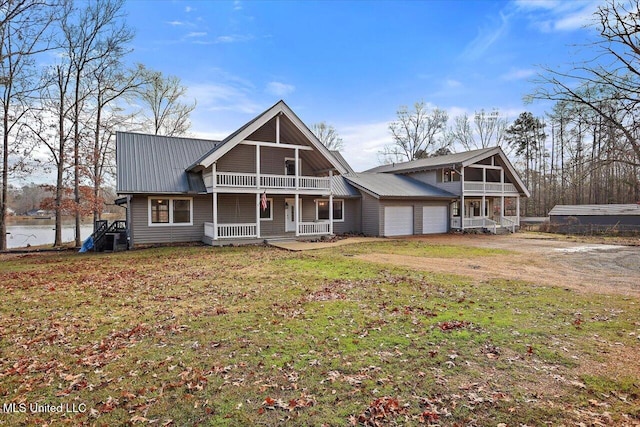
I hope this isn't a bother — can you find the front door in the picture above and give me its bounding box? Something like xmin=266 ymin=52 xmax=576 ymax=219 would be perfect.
xmin=285 ymin=198 xmax=298 ymax=232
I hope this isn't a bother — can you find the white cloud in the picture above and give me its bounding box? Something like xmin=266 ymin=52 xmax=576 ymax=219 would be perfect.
xmin=185 ymin=6 xmax=194 ymax=13
xmin=445 ymin=79 xmax=462 ymax=88
xmin=513 ymin=0 xmax=599 ymax=32
xmin=188 ymin=82 xmax=262 ymax=114
xmin=166 ymin=20 xmax=185 ymax=26
xmin=462 ymin=11 xmax=511 ymax=60
xmin=186 ymin=31 xmax=207 ymax=38
xmin=233 ymin=1 xmax=242 ymax=11
xmin=339 ymin=121 xmax=392 ymax=171
xmin=265 ymin=81 xmax=295 ymax=97
xmin=501 ymin=68 xmax=536 ymax=80
xmin=215 ymin=34 xmax=254 ymax=43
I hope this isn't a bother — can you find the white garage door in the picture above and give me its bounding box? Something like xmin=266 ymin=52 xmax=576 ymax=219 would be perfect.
xmin=422 ymin=206 xmax=448 ymax=234
xmin=384 ymin=206 xmax=414 ymax=236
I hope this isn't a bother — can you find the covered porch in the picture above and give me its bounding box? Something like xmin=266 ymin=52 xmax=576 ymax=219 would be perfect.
xmin=202 ymin=193 xmax=339 ymax=244
xmin=451 ymin=196 xmax=520 ymax=233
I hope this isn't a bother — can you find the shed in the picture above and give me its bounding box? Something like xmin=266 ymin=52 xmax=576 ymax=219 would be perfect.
xmin=548 ymin=204 xmax=640 ymax=232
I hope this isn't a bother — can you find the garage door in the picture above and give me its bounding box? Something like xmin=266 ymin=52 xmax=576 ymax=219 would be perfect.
xmin=384 ymin=206 xmax=414 ymax=236
xmin=422 ymin=206 xmax=448 ymax=234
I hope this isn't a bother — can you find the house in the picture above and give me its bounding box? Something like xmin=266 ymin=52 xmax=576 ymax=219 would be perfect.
xmin=115 ymin=101 xmax=529 ymax=247
xmin=549 ymin=204 xmax=640 ymax=233
xmin=367 ymin=147 xmax=530 ymax=234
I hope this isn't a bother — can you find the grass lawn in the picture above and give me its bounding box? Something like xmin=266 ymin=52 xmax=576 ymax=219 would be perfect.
xmin=0 ymin=241 xmax=638 ymax=426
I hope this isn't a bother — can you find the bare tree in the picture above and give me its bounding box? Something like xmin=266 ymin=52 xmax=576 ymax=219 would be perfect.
xmin=0 ymin=0 xmax=57 ymax=250
xmin=529 ymin=0 xmax=640 ymax=169
xmin=59 ymin=0 xmax=133 ymax=246
xmin=137 ymin=69 xmax=195 ymax=136
xmin=311 ymin=122 xmax=344 ymax=151
xmin=381 ymin=101 xmax=449 ymax=163
xmin=474 ymin=109 xmax=508 ymax=150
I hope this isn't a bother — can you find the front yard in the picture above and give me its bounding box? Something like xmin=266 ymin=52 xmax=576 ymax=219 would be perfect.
xmin=0 ymin=238 xmax=638 ymax=425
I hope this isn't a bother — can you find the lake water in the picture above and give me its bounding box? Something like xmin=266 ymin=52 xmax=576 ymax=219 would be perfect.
xmin=6 ymin=224 xmax=95 ymax=249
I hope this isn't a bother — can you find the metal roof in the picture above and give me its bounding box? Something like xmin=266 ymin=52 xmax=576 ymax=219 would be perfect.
xmin=344 ymin=173 xmax=456 ymax=199
xmin=549 ymin=204 xmax=640 ymax=216
xmin=331 ymin=150 xmax=355 ymax=174
xmin=117 ymin=132 xmax=216 ymax=194
xmin=366 ymin=147 xmax=497 ymax=173
xmin=332 ymin=175 xmax=360 ymax=197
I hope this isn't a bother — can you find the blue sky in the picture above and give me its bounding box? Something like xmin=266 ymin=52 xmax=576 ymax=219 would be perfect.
xmin=123 ymin=0 xmax=602 ymax=171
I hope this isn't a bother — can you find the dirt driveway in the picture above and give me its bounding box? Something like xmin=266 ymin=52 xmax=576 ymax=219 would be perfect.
xmin=356 ymin=233 xmax=640 ymax=297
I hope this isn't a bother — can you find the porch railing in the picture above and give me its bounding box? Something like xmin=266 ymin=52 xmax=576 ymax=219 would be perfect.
xmin=204 ymin=222 xmax=258 ymax=239
xmin=298 ymin=221 xmax=330 ymax=236
xmin=215 ymin=172 xmax=330 ymax=190
xmin=463 ymin=182 xmax=518 ymax=194
xmin=500 ymin=216 xmax=517 ymax=233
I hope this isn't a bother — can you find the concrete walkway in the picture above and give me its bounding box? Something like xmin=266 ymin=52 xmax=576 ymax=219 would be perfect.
xmin=268 ymin=237 xmax=386 ymax=251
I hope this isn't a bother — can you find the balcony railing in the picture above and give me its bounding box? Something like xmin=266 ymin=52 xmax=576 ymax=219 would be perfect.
xmin=463 ymin=182 xmax=518 ymax=194
xmin=214 ymin=172 xmax=330 ymax=190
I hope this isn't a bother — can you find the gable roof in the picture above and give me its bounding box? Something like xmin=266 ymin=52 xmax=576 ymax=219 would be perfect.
xmin=187 ymin=100 xmax=348 ymax=175
xmin=345 ymin=173 xmax=456 ymax=199
xmin=117 ymin=132 xmax=214 ymax=194
xmin=366 ymin=146 xmax=530 ymax=198
xmin=366 ymin=147 xmax=497 ymax=173
xmin=549 ymin=204 xmax=640 ymax=216
xmin=332 ymin=175 xmax=360 ymax=197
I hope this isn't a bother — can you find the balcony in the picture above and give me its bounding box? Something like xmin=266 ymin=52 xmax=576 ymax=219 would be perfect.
xmin=463 ymin=182 xmax=518 ymax=194
xmin=214 ymin=172 xmax=330 ymax=191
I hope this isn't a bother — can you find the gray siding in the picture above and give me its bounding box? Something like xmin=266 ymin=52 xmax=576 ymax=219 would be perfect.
xmin=218 ymin=194 xmax=255 ymax=223
xmin=550 ymin=215 xmax=640 ymax=226
xmin=361 ymin=192 xmax=382 ymax=236
xmin=409 ymin=170 xmax=462 ymax=195
xmin=130 ymin=194 xmax=212 ymax=245
xmin=334 ymin=198 xmax=361 ymax=234
xmin=217 ymin=144 xmax=312 ymax=176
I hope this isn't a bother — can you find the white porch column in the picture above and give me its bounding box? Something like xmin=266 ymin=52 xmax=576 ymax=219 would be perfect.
xmin=500 ymin=169 xmax=505 ymax=222
xmin=256 ymin=144 xmax=261 ymax=188
xmin=255 ymin=193 xmax=261 ymax=238
xmin=212 ymin=162 xmax=218 ymax=240
xmin=276 ymin=114 xmax=280 ymax=143
xmin=212 ymin=192 xmax=218 ymax=240
xmin=294 ymin=193 xmax=299 ymax=237
xmin=329 ymin=171 xmax=334 ymax=235
xmin=294 ymin=147 xmax=299 ymax=190
xmin=460 ymin=166 xmax=465 ymax=231
xmin=516 ymin=196 xmax=521 ymax=226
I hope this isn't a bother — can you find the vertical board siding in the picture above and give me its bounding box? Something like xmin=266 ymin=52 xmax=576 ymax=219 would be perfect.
xmin=131 ymin=194 xmax=212 ymax=245
xmin=260 ymin=195 xmax=285 ymax=236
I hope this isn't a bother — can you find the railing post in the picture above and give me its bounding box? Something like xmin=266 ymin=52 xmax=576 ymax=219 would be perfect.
xmin=255 ymin=193 xmax=261 ymax=239
xmin=329 ymin=171 xmax=334 ymax=235
xmin=294 ymin=194 xmax=299 ymax=237
xmin=213 ymin=192 xmax=218 ymax=240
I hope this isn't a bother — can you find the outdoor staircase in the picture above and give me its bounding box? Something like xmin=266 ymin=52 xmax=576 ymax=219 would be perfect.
xmin=92 ymin=220 xmax=128 ymax=252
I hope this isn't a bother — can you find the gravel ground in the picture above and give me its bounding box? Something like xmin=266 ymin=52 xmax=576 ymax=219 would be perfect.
xmin=357 ymin=233 xmax=640 ymax=297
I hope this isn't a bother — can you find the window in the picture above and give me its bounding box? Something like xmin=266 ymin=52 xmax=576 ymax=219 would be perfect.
xmin=173 ymin=199 xmax=191 ymax=223
xmin=259 ymin=198 xmax=273 ymax=220
xmin=316 ymin=199 xmax=344 ymax=222
xmin=442 ymin=168 xmax=460 ymax=182
xmin=150 ymin=199 xmax=169 ymax=223
xmin=284 ymin=158 xmax=297 ymax=176
xmin=452 ymin=201 xmax=460 ymax=217
xmin=148 ymin=197 xmax=192 ymax=226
